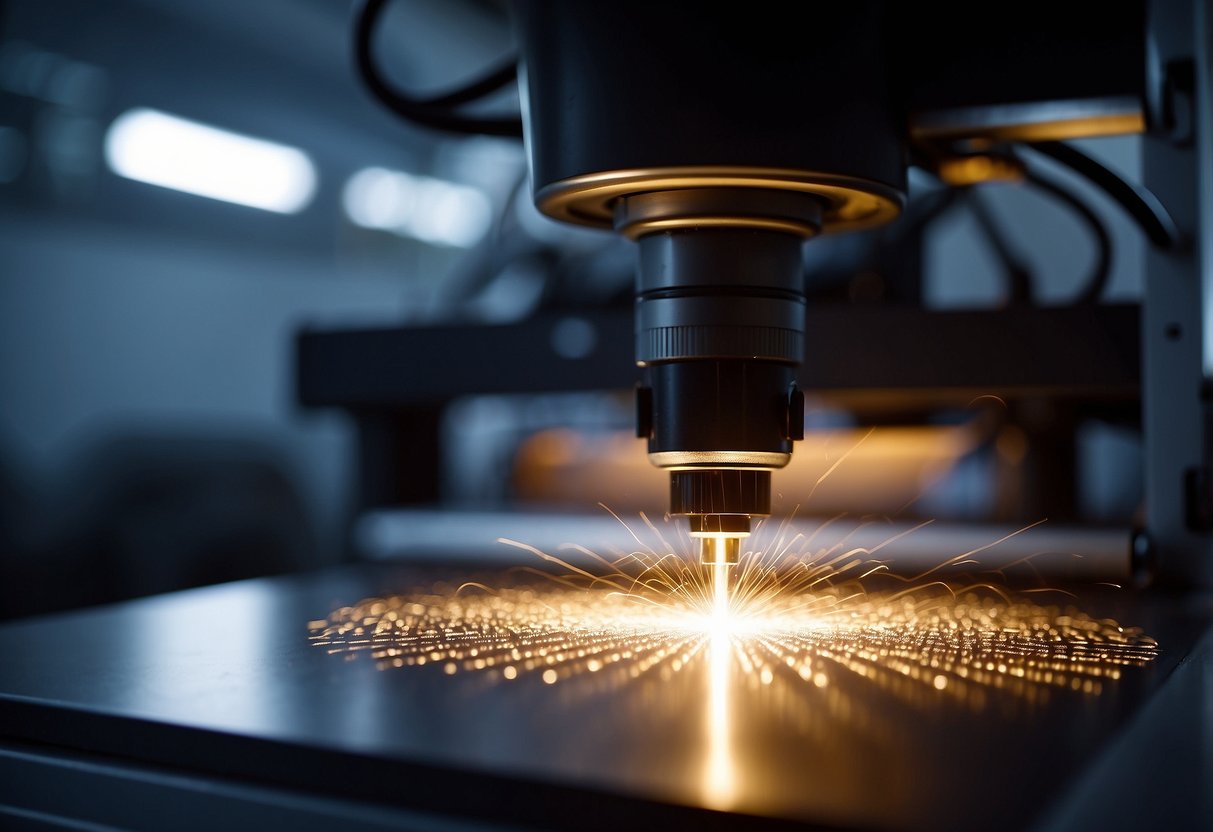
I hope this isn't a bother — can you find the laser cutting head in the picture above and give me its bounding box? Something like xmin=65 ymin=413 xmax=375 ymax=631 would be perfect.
xmin=511 ymin=1 xmax=906 ymax=547
xmin=625 ymin=194 xmax=814 ymax=561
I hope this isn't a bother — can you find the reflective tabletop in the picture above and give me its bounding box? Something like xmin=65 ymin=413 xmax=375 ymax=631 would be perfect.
xmin=0 ymin=558 xmax=1209 ymax=831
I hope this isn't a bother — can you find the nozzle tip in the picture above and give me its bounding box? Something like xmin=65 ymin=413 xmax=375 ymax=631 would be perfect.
xmin=700 ymin=536 xmax=741 ymax=565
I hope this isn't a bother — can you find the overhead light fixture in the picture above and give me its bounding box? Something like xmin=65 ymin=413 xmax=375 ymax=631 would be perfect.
xmin=342 ymin=166 xmax=492 ymax=248
xmin=104 ymin=108 xmax=316 ymax=214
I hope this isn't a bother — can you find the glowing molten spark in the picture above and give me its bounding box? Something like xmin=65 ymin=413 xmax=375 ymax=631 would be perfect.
xmin=310 ymin=534 xmax=1158 ymax=704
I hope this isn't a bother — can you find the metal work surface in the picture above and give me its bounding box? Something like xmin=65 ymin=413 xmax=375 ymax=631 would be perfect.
xmin=0 ymin=558 xmax=1209 ymax=831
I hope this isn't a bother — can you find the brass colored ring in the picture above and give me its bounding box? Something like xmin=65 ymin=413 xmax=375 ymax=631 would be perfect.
xmin=649 ymin=450 xmax=791 ymax=469
xmin=535 ymin=166 xmax=903 ymax=234
xmin=613 ymin=187 xmax=825 ymax=240
xmin=619 ymin=216 xmax=819 ymax=238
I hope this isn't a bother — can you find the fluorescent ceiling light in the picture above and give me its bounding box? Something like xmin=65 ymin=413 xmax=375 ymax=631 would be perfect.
xmin=104 ymin=108 xmax=316 ymax=214
xmin=342 ymin=166 xmax=492 ymax=248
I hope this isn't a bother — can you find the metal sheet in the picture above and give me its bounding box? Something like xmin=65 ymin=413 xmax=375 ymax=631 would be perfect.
xmin=0 ymin=563 xmax=1208 ymax=831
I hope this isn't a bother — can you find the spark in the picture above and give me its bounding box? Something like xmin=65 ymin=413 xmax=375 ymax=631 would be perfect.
xmin=804 ymin=427 xmax=875 ymax=506
xmin=309 ymin=516 xmax=1158 ymax=706
xmin=967 ymin=394 xmax=1008 ymax=410
xmin=309 ymin=517 xmax=1158 ymax=812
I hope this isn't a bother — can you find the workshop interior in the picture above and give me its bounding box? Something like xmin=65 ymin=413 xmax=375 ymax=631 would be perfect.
xmin=0 ymin=1 xmax=1210 ymax=830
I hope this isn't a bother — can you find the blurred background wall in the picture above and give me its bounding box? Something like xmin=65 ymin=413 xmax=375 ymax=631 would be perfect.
xmin=0 ymin=0 xmax=1147 ymax=619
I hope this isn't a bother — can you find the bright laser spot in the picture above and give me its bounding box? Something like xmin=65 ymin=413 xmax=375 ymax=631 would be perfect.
xmin=704 ymin=626 xmax=734 ymax=809
xmin=310 ymin=511 xmax=1158 ymax=754
xmin=712 ymin=561 xmax=731 ymax=630
xmin=310 ymin=561 xmax=1157 ymax=710
xmin=309 ymin=536 xmax=1159 ymax=804
xmin=713 ymin=562 xmax=729 ymax=616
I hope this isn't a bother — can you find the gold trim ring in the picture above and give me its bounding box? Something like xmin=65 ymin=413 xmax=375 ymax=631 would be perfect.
xmin=535 ymin=166 xmax=903 ymax=235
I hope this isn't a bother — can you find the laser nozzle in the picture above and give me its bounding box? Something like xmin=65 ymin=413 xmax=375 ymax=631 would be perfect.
xmin=697 ymin=534 xmax=743 ymax=565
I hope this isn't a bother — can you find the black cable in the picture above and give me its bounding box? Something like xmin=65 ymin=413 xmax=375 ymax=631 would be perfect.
xmin=354 ymin=0 xmax=524 ymax=138
xmin=964 ymin=189 xmax=1036 ymax=305
xmin=1026 ymin=140 xmax=1180 ymax=249
xmin=1019 ymin=168 xmax=1113 ymax=305
xmin=888 ymin=183 xmax=961 ymax=244
xmin=911 ymin=147 xmax=1115 ymax=304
